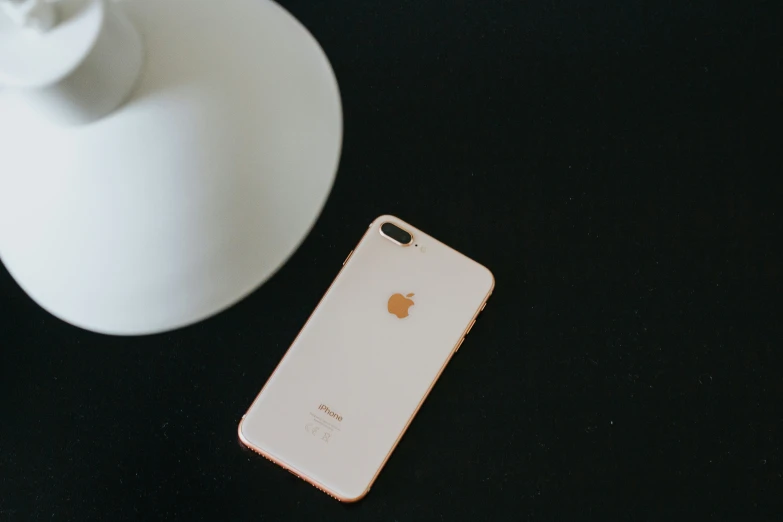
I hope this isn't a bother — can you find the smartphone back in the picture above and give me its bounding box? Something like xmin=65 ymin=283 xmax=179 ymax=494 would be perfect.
xmin=239 ymin=215 xmax=494 ymax=501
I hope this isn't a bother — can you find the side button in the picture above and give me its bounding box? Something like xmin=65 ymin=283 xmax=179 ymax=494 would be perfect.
xmin=342 ymin=250 xmax=354 ymax=266
xmin=466 ymin=319 xmax=476 ymax=335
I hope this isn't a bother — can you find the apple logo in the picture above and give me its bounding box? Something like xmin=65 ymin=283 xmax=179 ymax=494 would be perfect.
xmin=388 ymin=293 xmax=415 ymax=319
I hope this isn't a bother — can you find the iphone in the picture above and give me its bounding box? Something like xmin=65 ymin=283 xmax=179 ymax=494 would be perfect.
xmin=238 ymin=215 xmax=494 ymax=501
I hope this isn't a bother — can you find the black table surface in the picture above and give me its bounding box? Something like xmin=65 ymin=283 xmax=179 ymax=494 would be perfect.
xmin=2 ymin=1 xmax=781 ymax=520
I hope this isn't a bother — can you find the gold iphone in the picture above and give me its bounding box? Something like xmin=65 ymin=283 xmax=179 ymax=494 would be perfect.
xmin=238 ymin=215 xmax=494 ymax=502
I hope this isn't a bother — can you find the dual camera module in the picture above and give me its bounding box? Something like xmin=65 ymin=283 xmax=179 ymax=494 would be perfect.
xmin=381 ymin=222 xmax=414 ymax=246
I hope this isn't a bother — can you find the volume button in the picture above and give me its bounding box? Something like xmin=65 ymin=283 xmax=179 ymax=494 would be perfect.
xmin=342 ymin=250 xmax=354 ymax=266
xmin=455 ymin=338 xmax=465 ymax=353
xmin=466 ymin=319 xmax=476 ymax=335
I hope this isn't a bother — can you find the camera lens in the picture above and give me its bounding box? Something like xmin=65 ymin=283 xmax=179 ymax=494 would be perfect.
xmin=381 ymin=222 xmax=413 ymax=245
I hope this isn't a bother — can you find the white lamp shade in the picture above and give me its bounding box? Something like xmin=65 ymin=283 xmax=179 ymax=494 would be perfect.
xmin=0 ymin=0 xmax=343 ymax=335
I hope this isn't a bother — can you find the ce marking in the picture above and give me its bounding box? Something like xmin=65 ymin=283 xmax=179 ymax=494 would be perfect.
xmin=304 ymin=423 xmax=331 ymax=443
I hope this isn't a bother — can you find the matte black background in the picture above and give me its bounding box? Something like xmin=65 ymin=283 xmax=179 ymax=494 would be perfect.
xmin=1 ymin=1 xmax=781 ymax=520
